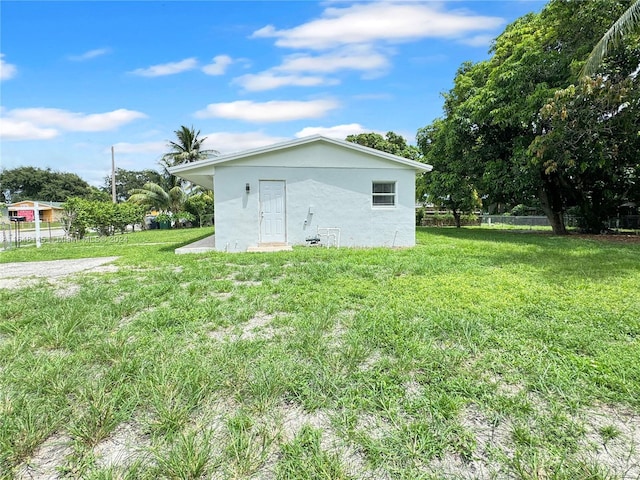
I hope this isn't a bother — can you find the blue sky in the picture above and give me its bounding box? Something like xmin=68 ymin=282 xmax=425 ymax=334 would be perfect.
xmin=1 ymin=0 xmax=545 ymax=187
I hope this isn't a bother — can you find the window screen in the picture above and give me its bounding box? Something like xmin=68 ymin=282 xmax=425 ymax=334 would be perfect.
xmin=372 ymin=182 xmax=396 ymax=206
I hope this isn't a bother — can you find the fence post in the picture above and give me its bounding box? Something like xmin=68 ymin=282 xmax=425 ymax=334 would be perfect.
xmin=34 ymin=202 xmax=42 ymax=248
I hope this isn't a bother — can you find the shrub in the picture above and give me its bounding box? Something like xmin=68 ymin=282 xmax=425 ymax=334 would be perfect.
xmin=62 ymin=199 xmax=145 ymax=237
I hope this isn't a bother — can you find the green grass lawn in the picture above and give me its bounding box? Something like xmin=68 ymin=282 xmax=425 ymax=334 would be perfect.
xmin=1 ymin=227 xmax=639 ymax=479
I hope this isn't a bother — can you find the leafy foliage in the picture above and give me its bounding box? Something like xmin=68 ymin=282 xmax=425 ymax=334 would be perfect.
xmin=185 ymin=191 xmax=214 ymax=227
xmin=160 ymin=126 xmax=218 ymax=188
xmin=417 ymin=118 xmax=481 ymax=228
xmin=102 ymin=168 xmax=165 ymax=202
xmin=0 ymin=167 xmax=94 ymax=203
xmin=531 ymin=77 xmax=640 ymax=232
xmin=419 ymin=0 xmax=640 ymax=234
xmin=345 ymin=131 xmax=422 ymax=161
xmin=127 ymin=181 xmax=197 ymax=228
xmin=62 ymin=198 xmax=145 ymax=238
xmin=582 ymin=0 xmax=640 ymax=76
xmin=127 ymin=182 xmax=187 ymax=214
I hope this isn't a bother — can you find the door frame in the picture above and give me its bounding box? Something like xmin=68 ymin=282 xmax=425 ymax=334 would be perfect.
xmin=258 ymin=179 xmax=287 ymax=244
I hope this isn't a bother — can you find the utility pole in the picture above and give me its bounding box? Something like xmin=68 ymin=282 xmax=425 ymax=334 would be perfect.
xmin=111 ymin=145 xmax=117 ymax=203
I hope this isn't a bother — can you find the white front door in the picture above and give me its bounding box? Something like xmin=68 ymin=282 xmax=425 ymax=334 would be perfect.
xmin=259 ymin=180 xmax=286 ymax=243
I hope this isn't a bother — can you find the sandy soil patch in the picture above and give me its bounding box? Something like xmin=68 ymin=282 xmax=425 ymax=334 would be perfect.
xmin=578 ymin=404 xmax=640 ymax=478
xmin=93 ymin=421 xmax=151 ymax=469
xmin=276 ymin=402 xmax=382 ymax=479
xmin=53 ymin=281 xmax=82 ymax=298
xmin=16 ymin=433 xmax=73 ymax=480
xmin=208 ymin=311 xmax=286 ymax=342
xmin=0 ymin=257 xmax=120 ymax=290
xmin=436 ymin=404 xmax=512 ymax=479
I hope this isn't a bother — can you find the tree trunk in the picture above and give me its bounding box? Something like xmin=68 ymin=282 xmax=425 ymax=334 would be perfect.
xmin=453 ymin=209 xmax=462 ymax=228
xmin=538 ymin=184 xmax=567 ymax=235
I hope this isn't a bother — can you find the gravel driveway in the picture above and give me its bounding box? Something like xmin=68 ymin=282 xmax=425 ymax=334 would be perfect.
xmin=0 ymin=257 xmax=119 ymax=289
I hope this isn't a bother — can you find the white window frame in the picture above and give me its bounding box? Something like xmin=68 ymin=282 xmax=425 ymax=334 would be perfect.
xmin=372 ymin=181 xmax=397 ymax=208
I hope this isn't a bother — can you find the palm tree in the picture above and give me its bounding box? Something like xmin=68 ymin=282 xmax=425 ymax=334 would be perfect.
xmin=161 ymin=125 xmax=218 ymax=166
xmin=581 ymin=0 xmax=640 ymax=77
xmin=160 ymin=125 xmax=218 ymax=189
xmin=128 ymin=182 xmax=187 ymax=215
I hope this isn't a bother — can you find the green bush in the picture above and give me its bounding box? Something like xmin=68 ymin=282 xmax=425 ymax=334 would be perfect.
xmin=421 ymin=212 xmax=480 ymax=227
xmin=62 ymin=199 xmax=145 ymax=238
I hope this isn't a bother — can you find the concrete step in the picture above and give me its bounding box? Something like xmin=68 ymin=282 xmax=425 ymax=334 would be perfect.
xmin=175 ymin=235 xmax=216 ymax=254
xmin=246 ymin=243 xmax=293 ymax=252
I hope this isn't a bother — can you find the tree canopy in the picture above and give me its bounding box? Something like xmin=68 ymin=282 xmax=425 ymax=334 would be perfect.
xmin=345 ymin=132 xmax=422 ymax=162
xmin=419 ymin=0 xmax=640 ymax=233
xmin=103 ymin=168 xmax=164 ymax=202
xmin=416 ymin=118 xmax=481 ymax=227
xmin=0 ymin=166 xmax=97 ymax=203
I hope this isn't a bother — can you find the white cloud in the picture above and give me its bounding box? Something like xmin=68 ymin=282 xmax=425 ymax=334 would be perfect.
xmin=201 ymin=131 xmax=289 ymax=153
xmin=234 ymin=46 xmax=388 ymax=92
xmin=194 ymin=99 xmax=339 ymax=123
xmin=278 ymin=46 xmax=390 ymax=74
xmin=0 ymin=54 xmax=17 ymax=80
xmin=0 ymin=118 xmax=58 ymax=141
xmin=295 ymin=123 xmax=379 ymax=139
xmin=202 ymin=55 xmax=233 ymax=75
xmin=131 ymin=57 xmax=198 ymax=77
xmin=9 ymin=108 xmax=147 ymax=131
xmin=234 ymin=72 xmax=338 ymax=92
xmin=68 ymin=48 xmax=111 ymax=61
xmin=252 ymin=2 xmax=504 ymax=50
xmin=1 ymin=108 xmax=147 ymax=141
xmin=110 ymin=131 xmax=288 ymax=159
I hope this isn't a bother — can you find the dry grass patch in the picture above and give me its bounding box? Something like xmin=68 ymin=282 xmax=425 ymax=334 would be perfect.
xmin=277 ymin=401 xmax=377 ymax=479
xmin=53 ymin=281 xmax=81 ymax=298
xmin=15 ymin=433 xmax=73 ymax=480
xmin=2 ymin=227 xmax=639 ymax=478
xmin=208 ymin=311 xmax=287 ymax=342
xmin=92 ymin=421 xmax=150 ymax=469
xmin=578 ymin=404 xmax=640 ymax=478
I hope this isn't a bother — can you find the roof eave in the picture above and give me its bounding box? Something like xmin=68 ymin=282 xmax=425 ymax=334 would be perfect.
xmin=167 ymin=135 xmax=434 ymax=175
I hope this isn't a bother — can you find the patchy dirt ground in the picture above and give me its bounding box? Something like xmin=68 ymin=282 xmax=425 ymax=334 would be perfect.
xmin=0 ymin=257 xmax=120 ymax=290
xmin=5 ymin=256 xmax=640 ymax=478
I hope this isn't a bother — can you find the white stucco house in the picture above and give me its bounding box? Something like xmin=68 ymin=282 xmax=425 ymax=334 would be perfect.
xmin=169 ymin=135 xmax=432 ymax=252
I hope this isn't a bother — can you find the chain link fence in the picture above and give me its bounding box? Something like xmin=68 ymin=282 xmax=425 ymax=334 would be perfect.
xmin=481 ymin=215 xmax=639 ymax=232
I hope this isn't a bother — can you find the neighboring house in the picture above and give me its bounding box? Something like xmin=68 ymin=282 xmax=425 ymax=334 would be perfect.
xmin=169 ymin=135 xmax=432 ymax=252
xmin=8 ymin=201 xmax=64 ymax=222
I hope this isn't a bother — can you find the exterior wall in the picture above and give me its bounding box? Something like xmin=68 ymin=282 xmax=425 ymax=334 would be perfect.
xmin=214 ymin=164 xmax=417 ymax=252
xmin=8 ymin=202 xmax=62 ymax=222
xmin=226 ymin=141 xmax=411 ymax=170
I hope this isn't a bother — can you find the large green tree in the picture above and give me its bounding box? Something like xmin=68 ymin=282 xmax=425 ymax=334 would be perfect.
xmin=420 ymin=0 xmax=638 ymax=234
xmin=0 ymin=167 xmax=93 ymax=203
xmin=103 ymin=168 xmax=164 ymax=202
xmin=417 ymin=119 xmax=481 ymax=228
xmin=345 ymin=132 xmax=422 ymax=162
xmin=185 ymin=190 xmax=214 ymax=227
xmin=531 ymin=76 xmax=640 ymax=232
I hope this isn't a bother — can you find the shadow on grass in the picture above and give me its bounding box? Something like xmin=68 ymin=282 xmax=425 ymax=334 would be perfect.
xmin=417 ymin=227 xmax=640 ymax=282
xmin=158 ymin=229 xmax=215 ymax=253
